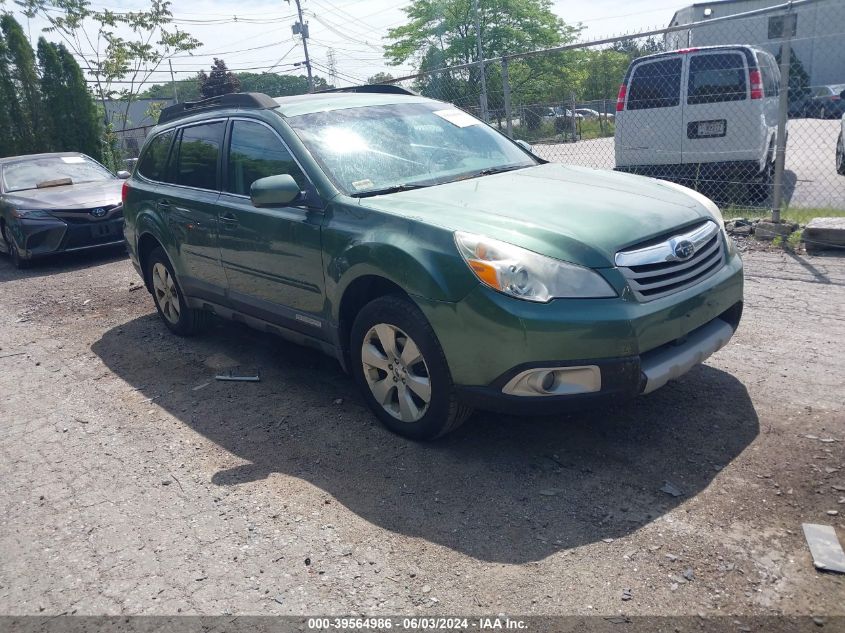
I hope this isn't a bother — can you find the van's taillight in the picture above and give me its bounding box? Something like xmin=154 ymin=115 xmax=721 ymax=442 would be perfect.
xmin=750 ymin=69 xmax=763 ymax=99
xmin=616 ymin=84 xmax=627 ymax=111
xmin=121 ymin=180 xmax=129 ymax=205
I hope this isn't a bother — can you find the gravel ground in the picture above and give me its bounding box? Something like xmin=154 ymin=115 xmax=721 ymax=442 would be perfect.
xmin=0 ymin=247 xmax=843 ymax=617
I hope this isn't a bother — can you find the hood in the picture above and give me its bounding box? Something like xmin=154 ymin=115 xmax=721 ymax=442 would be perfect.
xmin=3 ymin=179 xmax=123 ymax=210
xmin=358 ymin=163 xmax=715 ymax=268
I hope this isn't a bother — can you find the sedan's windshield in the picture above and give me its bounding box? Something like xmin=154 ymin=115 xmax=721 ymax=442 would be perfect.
xmin=2 ymin=155 xmax=114 ymax=192
xmin=286 ymin=102 xmax=537 ymax=196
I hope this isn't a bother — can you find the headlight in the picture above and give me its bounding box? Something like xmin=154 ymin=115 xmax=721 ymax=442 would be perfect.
xmin=11 ymin=208 xmax=55 ymax=220
xmin=454 ymin=231 xmax=616 ymax=302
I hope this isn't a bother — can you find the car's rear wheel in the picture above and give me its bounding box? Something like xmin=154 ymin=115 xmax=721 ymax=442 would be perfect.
xmin=146 ymin=247 xmax=209 ymax=336
xmin=350 ymin=295 xmax=472 ymax=440
xmin=748 ymin=155 xmax=774 ymax=205
xmin=837 ymin=132 xmax=845 ymax=175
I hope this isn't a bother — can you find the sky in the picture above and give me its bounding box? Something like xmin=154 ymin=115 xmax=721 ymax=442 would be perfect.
xmin=8 ymin=0 xmax=688 ymax=91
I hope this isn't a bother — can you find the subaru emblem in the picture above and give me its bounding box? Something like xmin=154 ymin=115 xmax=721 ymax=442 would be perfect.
xmin=90 ymin=207 xmax=107 ymax=218
xmin=673 ymin=239 xmax=695 ymax=261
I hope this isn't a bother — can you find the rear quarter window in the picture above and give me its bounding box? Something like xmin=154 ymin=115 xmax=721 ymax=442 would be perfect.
xmin=137 ymin=131 xmax=174 ymax=181
xmin=688 ymin=53 xmax=747 ymax=104
xmin=626 ymin=58 xmax=682 ymax=110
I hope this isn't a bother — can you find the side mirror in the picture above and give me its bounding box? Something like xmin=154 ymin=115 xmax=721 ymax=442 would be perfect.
xmin=116 ymin=170 xmax=131 ymax=179
xmin=515 ymin=139 xmax=534 ymax=154
xmin=250 ymin=174 xmax=302 ymax=208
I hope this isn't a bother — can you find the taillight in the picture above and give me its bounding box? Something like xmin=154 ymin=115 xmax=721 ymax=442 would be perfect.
xmin=750 ymin=69 xmax=763 ymax=99
xmin=616 ymin=84 xmax=627 ymax=111
xmin=121 ymin=180 xmax=129 ymax=205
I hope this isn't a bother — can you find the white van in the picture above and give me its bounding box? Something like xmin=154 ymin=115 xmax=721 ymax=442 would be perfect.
xmin=614 ymin=45 xmax=781 ymax=203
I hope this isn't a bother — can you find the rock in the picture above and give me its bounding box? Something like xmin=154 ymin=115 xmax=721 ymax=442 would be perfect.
xmin=274 ymin=595 xmax=284 ymax=605
xmin=805 ymin=217 xmax=845 ymax=253
xmin=333 ymin=398 xmax=343 ymax=405
xmin=422 ymin=584 xmax=432 ymax=594
xmin=665 ymin=553 xmax=678 ymax=562
xmin=621 ymin=588 xmax=633 ymax=601
xmin=660 ymin=481 xmax=683 ymax=497
xmin=539 ymin=488 xmax=560 ymax=496
xmin=161 ymin=480 xmax=171 ymax=486
xmin=827 ymin=510 xmax=839 ymax=516
xmin=755 ymin=220 xmax=797 ymax=241
xmin=683 ymin=567 xmax=695 ymax=581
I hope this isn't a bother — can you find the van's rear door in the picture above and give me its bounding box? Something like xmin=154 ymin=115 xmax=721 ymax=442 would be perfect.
xmin=683 ymin=50 xmax=758 ymax=165
xmin=615 ymin=56 xmax=684 ymax=169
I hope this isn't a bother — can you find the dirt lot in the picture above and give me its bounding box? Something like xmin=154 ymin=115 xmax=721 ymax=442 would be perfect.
xmin=0 ymin=247 xmax=843 ymax=617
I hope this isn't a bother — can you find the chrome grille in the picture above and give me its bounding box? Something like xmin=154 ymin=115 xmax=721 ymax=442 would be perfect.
xmin=615 ymin=221 xmax=726 ymax=302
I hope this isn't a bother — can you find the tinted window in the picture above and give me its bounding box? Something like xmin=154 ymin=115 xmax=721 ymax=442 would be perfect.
xmin=226 ymin=120 xmax=306 ymax=196
xmin=175 ymin=122 xmax=224 ymax=190
xmin=688 ymin=53 xmax=747 ymax=104
xmin=626 ymin=58 xmax=682 ymax=110
xmin=760 ymin=55 xmax=778 ymax=96
xmin=137 ymin=131 xmax=174 ymax=181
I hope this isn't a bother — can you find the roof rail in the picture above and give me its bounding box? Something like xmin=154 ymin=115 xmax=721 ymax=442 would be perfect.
xmin=158 ymin=92 xmax=278 ymax=125
xmin=318 ymin=84 xmax=418 ymax=96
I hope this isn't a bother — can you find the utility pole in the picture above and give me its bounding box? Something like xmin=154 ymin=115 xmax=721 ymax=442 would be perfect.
xmin=290 ymin=0 xmax=314 ymax=92
xmin=771 ymin=11 xmax=796 ymax=224
xmin=168 ymin=59 xmax=179 ymax=103
xmin=471 ymin=0 xmax=489 ymax=122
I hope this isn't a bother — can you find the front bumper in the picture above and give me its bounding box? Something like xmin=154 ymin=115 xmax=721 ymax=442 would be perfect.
xmin=12 ymin=215 xmax=125 ymax=260
xmin=415 ymin=251 xmax=744 ymax=413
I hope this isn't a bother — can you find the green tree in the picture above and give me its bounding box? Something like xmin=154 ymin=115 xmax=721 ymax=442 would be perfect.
xmin=21 ymin=0 xmax=201 ymax=160
xmin=198 ymin=58 xmax=240 ymax=98
xmin=59 ymin=44 xmax=102 ymax=159
xmin=367 ymin=72 xmax=395 ymax=84
xmin=1 ymin=14 xmax=44 ymax=152
xmin=0 ymin=32 xmax=23 ymax=157
xmin=385 ymin=0 xmax=582 ymax=115
xmin=37 ymin=38 xmax=102 ymax=159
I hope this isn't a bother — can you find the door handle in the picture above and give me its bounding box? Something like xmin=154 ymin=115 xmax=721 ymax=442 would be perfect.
xmin=220 ymin=212 xmax=239 ymax=229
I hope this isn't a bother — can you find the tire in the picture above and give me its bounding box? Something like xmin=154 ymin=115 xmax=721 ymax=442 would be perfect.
xmin=145 ymin=246 xmax=209 ymax=336
xmin=350 ymin=295 xmax=473 ymax=440
xmin=837 ymin=132 xmax=845 ymax=176
xmin=748 ymin=155 xmax=774 ymax=205
xmin=2 ymin=227 xmax=28 ymax=270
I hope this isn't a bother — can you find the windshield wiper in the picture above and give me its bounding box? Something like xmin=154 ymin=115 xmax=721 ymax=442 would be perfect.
xmin=457 ymin=164 xmax=528 ymax=181
xmin=351 ymin=183 xmax=430 ymax=198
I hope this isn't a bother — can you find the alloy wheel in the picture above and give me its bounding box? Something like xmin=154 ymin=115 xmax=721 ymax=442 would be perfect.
xmin=151 ymin=262 xmax=181 ymax=324
xmin=361 ymin=323 xmax=431 ymax=423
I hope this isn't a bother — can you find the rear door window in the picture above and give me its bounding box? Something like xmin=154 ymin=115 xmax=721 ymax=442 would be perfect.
xmin=687 ymin=53 xmax=747 ymax=104
xmin=626 ymin=58 xmax=682 ymax=110
xmin=225 ymin=120 xmax=307 ymax=196
xmin=174 ymin=121 xmax=225 ymax=191
xmin=137 ymin=130 xmax=174 ymax=182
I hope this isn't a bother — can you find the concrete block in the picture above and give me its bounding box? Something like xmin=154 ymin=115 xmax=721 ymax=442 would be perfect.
xmin=804 ymin=217 xmax=845 ymax=253
xmin=755 ymin=220 xmax=797 ymax=241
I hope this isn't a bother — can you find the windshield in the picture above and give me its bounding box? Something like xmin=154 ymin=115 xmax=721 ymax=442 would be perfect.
xmin=286 ymin=102 xmax=537 ymax=196
xmin=2 ymin=155 xmax=114 ymax=192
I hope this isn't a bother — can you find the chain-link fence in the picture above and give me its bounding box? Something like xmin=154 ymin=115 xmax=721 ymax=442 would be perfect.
xmin=379 ymin=0 xmax=845 ymax=214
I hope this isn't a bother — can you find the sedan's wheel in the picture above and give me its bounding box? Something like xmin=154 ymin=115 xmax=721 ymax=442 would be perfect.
xmin=146 ymin=246 xmax=209 ymax=336
xmin=837 ymin=133 xmax=845 ymax=175
xmin=3 ymin=230 xmax=28 ymax=270
xmin=350 ymin=295 xmax=472 ymax=440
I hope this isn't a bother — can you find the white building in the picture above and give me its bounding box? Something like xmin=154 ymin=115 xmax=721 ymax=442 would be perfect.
xmin=666 ymin=0 xmax=844 ymax=89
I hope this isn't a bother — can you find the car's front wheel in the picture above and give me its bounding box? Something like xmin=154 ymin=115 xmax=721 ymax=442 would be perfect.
xmin=350 ymin=295 xmax=472 ymax=440
xmin=837 ymin=132 xmax=845 ymax=175
xmin=146 ymin=247 xmax=209 ymax=336
xmin=2 ymin=227 xmax=28 ymax=270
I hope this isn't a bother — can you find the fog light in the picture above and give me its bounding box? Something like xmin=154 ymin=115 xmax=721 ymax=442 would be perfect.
xmin=502 ymin=365 xmax=601 ymax=397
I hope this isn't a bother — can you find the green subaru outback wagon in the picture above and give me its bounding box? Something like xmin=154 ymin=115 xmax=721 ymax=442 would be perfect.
xmin=123 ymin=88 xmax=743 ymax=439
